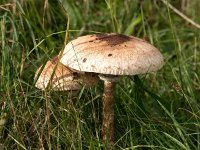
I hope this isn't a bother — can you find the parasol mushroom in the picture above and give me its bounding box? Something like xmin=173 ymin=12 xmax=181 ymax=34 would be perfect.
xmin=60 ymin=33 xmax=164 ymax=144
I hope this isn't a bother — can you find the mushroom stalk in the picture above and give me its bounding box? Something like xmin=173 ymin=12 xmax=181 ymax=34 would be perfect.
xmin=99 ymin=75 xmax=120 ymax=145
xmin=102 ymin=80 xmax=115 ymax=144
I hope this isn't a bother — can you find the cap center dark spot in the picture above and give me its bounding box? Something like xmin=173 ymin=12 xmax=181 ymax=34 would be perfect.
xmin=96 ymin=34 xmax=131 ymax=45
xmin=108 ymin=54 xmax=112 ymax=57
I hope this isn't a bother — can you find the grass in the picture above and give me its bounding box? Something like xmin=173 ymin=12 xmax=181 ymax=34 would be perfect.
xmin=0 ymin=0 xmax=200 ymax=149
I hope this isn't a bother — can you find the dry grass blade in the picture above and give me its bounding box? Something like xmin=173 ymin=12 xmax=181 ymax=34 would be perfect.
xmin=161 ymin=0 xmax=200 ymax=30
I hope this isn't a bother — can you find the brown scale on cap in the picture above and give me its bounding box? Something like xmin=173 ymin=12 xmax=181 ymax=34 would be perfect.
xmin=83 ymin=58 xmax=87 ymax=62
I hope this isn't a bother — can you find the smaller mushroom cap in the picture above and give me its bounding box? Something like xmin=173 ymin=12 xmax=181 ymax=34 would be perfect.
xmin=60 ymin=33 xmax=164 ymax=75
xmin=35 ymin=56 xmax=99 ymax=91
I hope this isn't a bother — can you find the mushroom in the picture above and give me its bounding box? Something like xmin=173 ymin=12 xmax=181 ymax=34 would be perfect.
xmin=60 ymin=33 xmax=164 ymax=144
xmin=35 ymin=55 xmax=99 ymax=92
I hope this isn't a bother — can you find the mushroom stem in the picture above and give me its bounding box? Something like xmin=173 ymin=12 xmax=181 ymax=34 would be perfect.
xmin=102 ymin=80 xmax=115 ymax=144
xmin=99 ymin=75 xmax=120 ymax=145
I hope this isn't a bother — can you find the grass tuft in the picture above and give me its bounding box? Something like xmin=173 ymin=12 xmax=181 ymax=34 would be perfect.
xmin=0 ymin=0 xmax=200 ymax=149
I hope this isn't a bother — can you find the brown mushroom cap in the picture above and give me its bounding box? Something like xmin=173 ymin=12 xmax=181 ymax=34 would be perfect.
xmin=60 ymin=33 xmax=164 ymax=75
xmin=35 ymin=56 xmax=99 ymax=91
